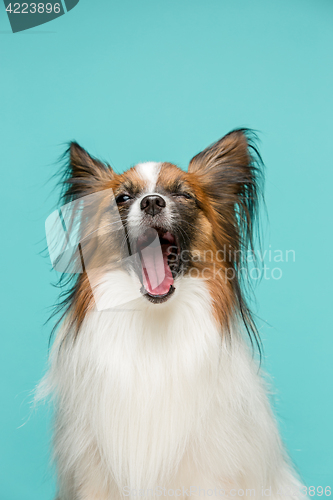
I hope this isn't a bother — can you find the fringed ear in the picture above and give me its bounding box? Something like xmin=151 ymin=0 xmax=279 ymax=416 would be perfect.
xmin=189 ymin=129 xmax=264 ymax=357
xmin=61 ymin=142 xmax=114 ymax=204
xmin=188 ymin=129 xmax=264 ymax=255
xmin=49 ymin=142 xmax=115 ymax=343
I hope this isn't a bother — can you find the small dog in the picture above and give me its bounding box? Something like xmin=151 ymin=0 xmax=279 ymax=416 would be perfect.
xmin=40 ymin=129 xmax=303 ymax=499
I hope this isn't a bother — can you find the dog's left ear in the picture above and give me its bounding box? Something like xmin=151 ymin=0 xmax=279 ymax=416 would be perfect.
xmin=188 ymin=129 xmax=262 ymax=202
xmin=188 ymin=128 xmax=263 ymax=247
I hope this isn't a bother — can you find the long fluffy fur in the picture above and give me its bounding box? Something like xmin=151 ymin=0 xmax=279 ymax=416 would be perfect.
xmin=39 ymin=130 xmax=304 ymax=499
xmin=39 ymin=276 xmax=301 ymax=499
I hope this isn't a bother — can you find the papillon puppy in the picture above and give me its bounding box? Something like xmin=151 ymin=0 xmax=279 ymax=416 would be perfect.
xmin=40 ymin=129 xmax=303 ymax=499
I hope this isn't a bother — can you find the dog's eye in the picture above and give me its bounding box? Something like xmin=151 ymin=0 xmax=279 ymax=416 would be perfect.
xmin=116 ymin=194 xmax=133 ymax=204
xmin=172 ymin=192 xmax=193 ymax=200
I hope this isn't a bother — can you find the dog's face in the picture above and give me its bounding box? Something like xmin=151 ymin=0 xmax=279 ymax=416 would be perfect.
xmin=112 ymin=161 xmax=209 ymax=303
xmin=58 ymin=129 xmax=262 ymax=338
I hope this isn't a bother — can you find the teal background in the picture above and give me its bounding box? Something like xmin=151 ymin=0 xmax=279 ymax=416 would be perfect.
xmin=1 ymin=0 xmax=332 ymax=498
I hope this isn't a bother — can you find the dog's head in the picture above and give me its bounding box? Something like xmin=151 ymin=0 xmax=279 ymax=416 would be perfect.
xmin=53 ymin=129 xmax=263 ymax=345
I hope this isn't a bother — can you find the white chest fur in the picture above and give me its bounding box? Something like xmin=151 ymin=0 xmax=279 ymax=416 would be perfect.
xmin=41 ymin=276 xmax=301 ymax=498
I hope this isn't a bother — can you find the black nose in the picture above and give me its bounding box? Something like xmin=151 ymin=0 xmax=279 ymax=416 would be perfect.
xmin=140 ymin=195 xmax=166 ymax=216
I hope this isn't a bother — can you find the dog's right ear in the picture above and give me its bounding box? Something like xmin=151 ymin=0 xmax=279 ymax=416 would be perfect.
xmin=61 ymin=142 xmax=114 ymax=203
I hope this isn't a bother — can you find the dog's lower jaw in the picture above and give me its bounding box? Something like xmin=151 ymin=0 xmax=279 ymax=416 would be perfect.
xmin=41 ymin=276 xmax=303 ymax=500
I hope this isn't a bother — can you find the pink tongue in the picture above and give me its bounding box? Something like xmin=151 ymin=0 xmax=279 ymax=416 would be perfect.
xmin=140 ymin=243 xmax=174 ymax=296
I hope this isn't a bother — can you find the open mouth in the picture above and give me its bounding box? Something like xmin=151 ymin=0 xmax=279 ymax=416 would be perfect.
xmin=136 ymin=227 xmax=180 ymax=303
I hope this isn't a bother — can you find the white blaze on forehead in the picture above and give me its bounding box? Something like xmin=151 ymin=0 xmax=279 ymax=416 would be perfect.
xmin=128 ymin=161 xmax=173 ymax=241
xmin=135 ymin=162 xmax=162 ymax=192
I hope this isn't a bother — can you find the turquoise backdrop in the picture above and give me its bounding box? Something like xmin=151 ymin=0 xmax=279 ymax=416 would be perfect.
xmin=0 ymin=1 xmax=332 ymax=498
